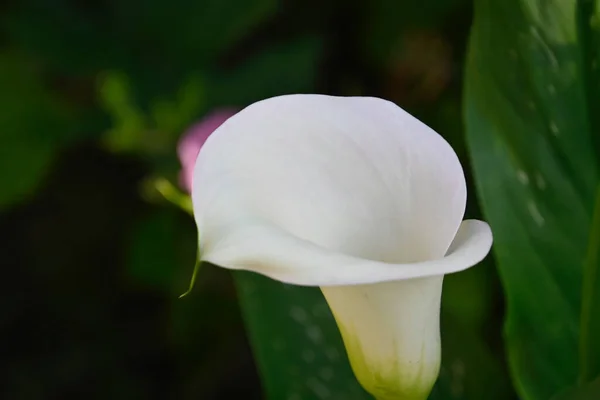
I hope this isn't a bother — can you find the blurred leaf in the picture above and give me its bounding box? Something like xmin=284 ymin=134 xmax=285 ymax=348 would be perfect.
xmin=151 ymin=76 xmax=204 ymax=145
xmin=98 ymin=71 xmax=204 ymax=156
xmin=98 ymin=71 xmax=148 ymax=152
xmin=464 ymin=1 xmax=600 ymax=399
xmin=143 ymin=178 xmax=193 ymax=215
xmin=0 ymin=52 xmax=78 ymax=209
xmin=207 ymin=36 xmax=324 ymax=107
xmin=234 ymin=272 xmax=372 ymax=400
xmin=551 ymin=376 xmax=600 ymax=400
xmin=431 ymin=322 xmax=512 ymax=400
xmin=363 ymin=0 xmax=468 ymax=65
xmin=4 ymin=0 xmax=128 ymax=74
xmin=426 ymin=263 xmax=515 ymax=400
xmin=382 ymin=31 xmax=455 ymax=107
xmin=110 ymin=0 xmax=278 ymax=65
xmin=5 ymin=0 xmax=277 ymax=73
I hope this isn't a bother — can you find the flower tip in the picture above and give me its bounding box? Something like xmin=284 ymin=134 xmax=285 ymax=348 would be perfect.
xmin=323 ymin=277 xmax=444 ymax=400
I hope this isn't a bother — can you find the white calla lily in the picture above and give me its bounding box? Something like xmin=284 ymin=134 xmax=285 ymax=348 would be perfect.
xmin=191 ymin=94 xmax=492 ymax=400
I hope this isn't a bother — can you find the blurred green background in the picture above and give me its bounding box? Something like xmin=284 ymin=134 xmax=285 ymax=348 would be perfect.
xmin=2 ymin=0 xmax=578 ymax=399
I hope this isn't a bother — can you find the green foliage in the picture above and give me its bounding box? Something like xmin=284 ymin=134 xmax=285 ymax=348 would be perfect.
xmin=0 ymin=52 xmax=80 ymax=209
xmin=98 ymin=71 xmax=204 ymax=155
xmin=3 ymin=0 xmax=127 ymax=74
xmin=551 ymin=375 xmax=600 ymax=400
xmin=580 ymin=188 xmax=600 ymax=384
xmin=98 ymin=72 xmax=147 ymax=152
xmin=465 ymin=1 xmax=600 ymax=399
xmin=4 ymin=0 xmax=278 ymax=74
xmin=206 ymin=37 xmax=324 ymax=107
xmin=433 ymin=265 xmax=515 ymax=400
xmin=234 ymin=271 xmax=372 ymax=400
xmin=109 ymin=0 xmax=279 ymax=65
xmin=363 ymin=0 xmax=469 ymax=64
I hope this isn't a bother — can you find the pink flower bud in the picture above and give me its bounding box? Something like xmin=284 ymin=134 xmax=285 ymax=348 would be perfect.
xmin=177 ymin=109 xmax=237 ymax=193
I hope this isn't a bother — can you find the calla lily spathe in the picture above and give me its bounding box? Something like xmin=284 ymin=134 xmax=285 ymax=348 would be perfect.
xmin=191 ymin=94 xmax=492 ymax=400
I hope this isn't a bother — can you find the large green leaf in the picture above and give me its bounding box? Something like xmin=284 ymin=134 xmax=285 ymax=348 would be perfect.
xmin=233 ymin=271 xmax=372 ymax=400
xmin=465 ymin=1 xmax=600 ymax=399
xmin=580 ymin=188 xmax=600 ymax=385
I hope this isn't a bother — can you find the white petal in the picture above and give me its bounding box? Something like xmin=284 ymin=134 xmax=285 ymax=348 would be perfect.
xmin=200 ymin=218 xmax=491 ymax=286
xmin=193 ymin=94 xmax=467 ymax=272
xmin=321 ymin=276 xmax=443 ymax=400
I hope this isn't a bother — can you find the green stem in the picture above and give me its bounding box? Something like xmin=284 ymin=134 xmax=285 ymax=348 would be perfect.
xmin=147 ymin=178 xmax=200 ymax=297
xmin=153 ymin=177 xmax=194 ymax=214
xmin=579 ymin=185 xmax=600 ymax=384
xmin=179 ymin=247 xmax=202 ymax=298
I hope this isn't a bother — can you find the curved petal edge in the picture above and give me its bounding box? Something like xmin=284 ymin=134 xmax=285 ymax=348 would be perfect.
xmin=201 ymin=219 xmax=493 ymax=286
